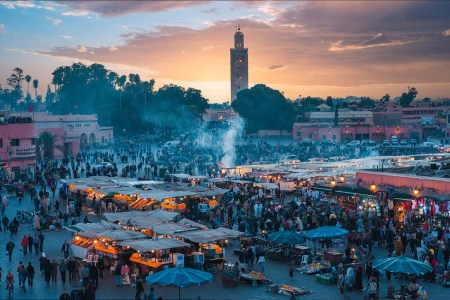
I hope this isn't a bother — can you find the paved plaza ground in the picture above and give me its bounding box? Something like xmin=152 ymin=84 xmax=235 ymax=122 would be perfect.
xmin=1 ymin=193 xmax=450 ymax=300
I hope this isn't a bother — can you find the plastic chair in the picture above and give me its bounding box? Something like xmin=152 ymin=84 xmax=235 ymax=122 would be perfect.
xmin=92 ymin=255 xmax=99 ymax=266
xmin=83 ymin=254 xmax=93 ymax=263
xmin=109 ymin=262 xmax=116 ymax=277
xmin=301 ymin=255 xmax=309 ymax=268
xmin=131 ymin=269 xmax=139 ymax=284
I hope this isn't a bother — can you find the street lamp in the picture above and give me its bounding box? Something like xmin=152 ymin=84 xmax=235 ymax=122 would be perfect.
xmin=370 ymin=182 xmax=376 ymax=191
xmin=413 ymin=187 xmax=419 ymax=196
xmin=339 ymin=175 xmax=345 ymax=183
xmin=330 ymin=179 xmax=336 ymax=187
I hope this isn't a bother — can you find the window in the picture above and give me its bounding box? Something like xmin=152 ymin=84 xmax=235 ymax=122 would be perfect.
xmin=10 ymin=139 xmax=20 ymax=147
xmin=31 ymin=138 xmax=35 ymax=145
xmin=296 ymin=132 xmax=302 ymax=137
xmin=309 ymin=133 xmax=312 ymax=138
xmin=0 ymin=138 xmax=2 ymax=148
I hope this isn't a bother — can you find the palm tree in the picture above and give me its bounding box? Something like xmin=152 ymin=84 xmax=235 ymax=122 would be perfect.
xmin=37 ymin=131 xmax=62 ymax=160
xmin=25 ymin=75 xmax=32 ymax=95
xmin=116 ymin=75 xmax=126 ymax=112
xmin=32 ymin=79 xmax=39 ymax=101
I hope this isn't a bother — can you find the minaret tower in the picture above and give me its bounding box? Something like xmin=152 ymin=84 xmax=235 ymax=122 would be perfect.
xmin=230 ymin=26 xmax=248 ymax=102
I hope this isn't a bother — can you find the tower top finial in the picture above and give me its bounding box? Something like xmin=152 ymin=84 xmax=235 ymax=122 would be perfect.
xmin=236 ymin=25 xmax=240 ymax=32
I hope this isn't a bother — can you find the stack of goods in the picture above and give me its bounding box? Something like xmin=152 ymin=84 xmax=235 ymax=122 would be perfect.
xmin=306 ymin=262 xmax=325 ymax=275
xmin=278 ymin=285 xmax=312 ymax=296
xmin=315 ymin=273 xmax=336 ymax=285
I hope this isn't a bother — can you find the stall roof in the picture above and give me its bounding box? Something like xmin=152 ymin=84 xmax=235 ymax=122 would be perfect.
xmin=230 ymin=179 xmax=253 ymax=184
xmin=176 ymin=218 xmax=208 ymax=229
xmin=138 ymin=190 xmax=197 ymax=201
xmin=253 ymin=182 xmax=279 ymax=189
xmin=176 ymin=228 xmax=242 ymax=243
xmin=149 ymin=223 xmax=202 ymax=235
xmin=103 ymin=210 xmax=180 ymax=224
xmin=94 ymin=229 xmax=147 ymax=241
xmin=66 ymin=223 xmax=113 ymax=233
xmin=169 ymin=173 xmax=208 ymax=179
xmin=117 ymin=238 xmax=190 ymax=252
xmin=207 ymin=178 xmax=230 ymax=183
xmin=99 ymin=186 xmax=143 ymax=195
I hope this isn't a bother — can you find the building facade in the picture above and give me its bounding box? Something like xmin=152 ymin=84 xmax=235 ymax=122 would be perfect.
xmin=230 ymin=26 xmax=248 ymax=102
xmin=33 ymin=112 xmax=113 ymax=158
xmin=0 ymin=115 xmax=36 ymax=181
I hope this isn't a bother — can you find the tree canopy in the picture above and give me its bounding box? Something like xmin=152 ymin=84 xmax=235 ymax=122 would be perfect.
xmin=232 ymin=84 xmax=297 ymax=133
xmin=399 ymin=86 xmax=418 ymax=107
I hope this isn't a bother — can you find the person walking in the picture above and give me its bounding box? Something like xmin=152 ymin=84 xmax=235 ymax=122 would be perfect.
xmin=60 ymin=258 xmax=67 ymax=284
xmin=82 ymin=264 xmax=90 ymax=287
xmin=19 ymin=265 xmax=28 ymax=291
xmin=135 ymin=277 xmax=145 ymax=300
xmin=44 ymin=258 xmax=52 ymax=285
xmin=21 ymin=235 xmax=29 ymax=255
xmin=61 ymin=240 xmax=70 ymax=259
xmin=97 ymin=257 xmax=104 ymax=279
xmin=6 ymin=239 xmax=15 ymax=261
xmin=114 ymin=262 xmax=122 ymax=287
xmin=2 ymin=215 xmax=9 ymax=231
xmin=26 ymin=262 xmax=35 ymax=287
xmin=33 ymin=234 xmax=40 ymax=254
xmin=67 ymin=257 xmax=76 ymax=283
xmin=27 ymin=234 xmax=33 ymax=254
xmin=288 ymin=258 xmax=295 ymax=281
xmin=59 ymin=288 xmax=70 ymax=300
xmin=38 ymin=231 xmax=45 ymax=252
xmin=52 ymin=258 xmax=59 ymax=283
xmin=86 ymin=280 xmax=97 ymax=300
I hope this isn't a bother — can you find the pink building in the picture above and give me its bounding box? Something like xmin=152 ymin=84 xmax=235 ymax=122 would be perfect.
xmin=293 ymin=123 xmax=421 ymax=143
xmin=0 ymin=115 xmax=36 ymax=180
xmin=33 ymin=112 xmax=113 ymax=158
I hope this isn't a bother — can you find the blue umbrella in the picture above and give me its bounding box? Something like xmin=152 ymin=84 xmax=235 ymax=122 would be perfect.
xmin=305 ymin=226 xmax=349 ymax=240
xmin=146 ymin=267 xmax=213 ymax=300
xmin=373 ymin=255 xmax=433 ymax=275
xmin=268 ymin=230 xmax=306 ymax=245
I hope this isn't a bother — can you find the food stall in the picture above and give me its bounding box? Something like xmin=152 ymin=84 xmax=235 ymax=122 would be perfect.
xmin=120 ymin=238 xmax=190 ymax=272
xmin=176 ymin=227 xmax=243 ymax=268
xmin=93 ymin=230 xmax=147 ymax=259
xmin=138 ymin=190 xmax=197 ymax=213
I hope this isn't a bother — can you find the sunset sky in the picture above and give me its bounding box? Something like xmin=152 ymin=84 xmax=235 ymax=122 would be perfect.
xmin=0 ymin=1 xmax=449 ymax=103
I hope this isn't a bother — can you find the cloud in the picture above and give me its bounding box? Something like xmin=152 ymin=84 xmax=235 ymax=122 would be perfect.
xmin=328 ymin=33 xmax=414 ymax=52
xmin=202 ymin=45 xmax=214 ymax=51
xmin=77 ymin=45 xmax=87 ymax=53
xmin=59 ymin=35 xmax=73 ymax=39
xmin=443 ymin=29 xmax=450 ymax=36
xmin=46 ymin=16 xmax=62 ymax=26
xmin=0 ymin=23 xmax=5 ymax=31
xmin=62 ymin=10 xmax=89 ymax=17
xmin=267 ymin=64 xmax=284 ymax=70
xmin=37 ymin=2 xmax=450 ymax=100
xmin=61 ymin=1 xmax=209 ymax=17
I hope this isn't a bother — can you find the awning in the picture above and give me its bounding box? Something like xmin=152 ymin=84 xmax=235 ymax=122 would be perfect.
xmin=138 ymin=190 xmax=197 ymax=201
xmin=117 ymin=238 xmax=190 ymax=252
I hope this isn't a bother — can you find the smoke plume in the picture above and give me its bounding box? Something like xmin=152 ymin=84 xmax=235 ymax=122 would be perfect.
xmin=220 ymin=116 xmax=244 ymax=168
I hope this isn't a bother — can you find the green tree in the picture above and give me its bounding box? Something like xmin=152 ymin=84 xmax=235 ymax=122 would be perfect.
xmin=25 ymin=75 xmax=32 ymax=95
xmin=45 ymin=85 xmax=55 ymax=104
xmin=6 ymin=67 xmax=24 ymax=108
xmin=326 ymin=96 xmax=333 ymax=108
xmin=399 ymin=86 xmax=418 ymax=107
xmin=32 ymin=79 xmax=39 ymax=100
xmin=357 ymin=97 xmax=376 ymax=109
xmin=37 ymin=131 xmax=61 ymax=160
xmin=232 ymin=84 xmax=297 ymax=133
xmin=381 ymin=94 xmax=390 ymax=102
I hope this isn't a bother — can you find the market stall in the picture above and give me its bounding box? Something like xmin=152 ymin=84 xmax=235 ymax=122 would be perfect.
xmin=121 ymin=238 xmax=190 ymax=272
